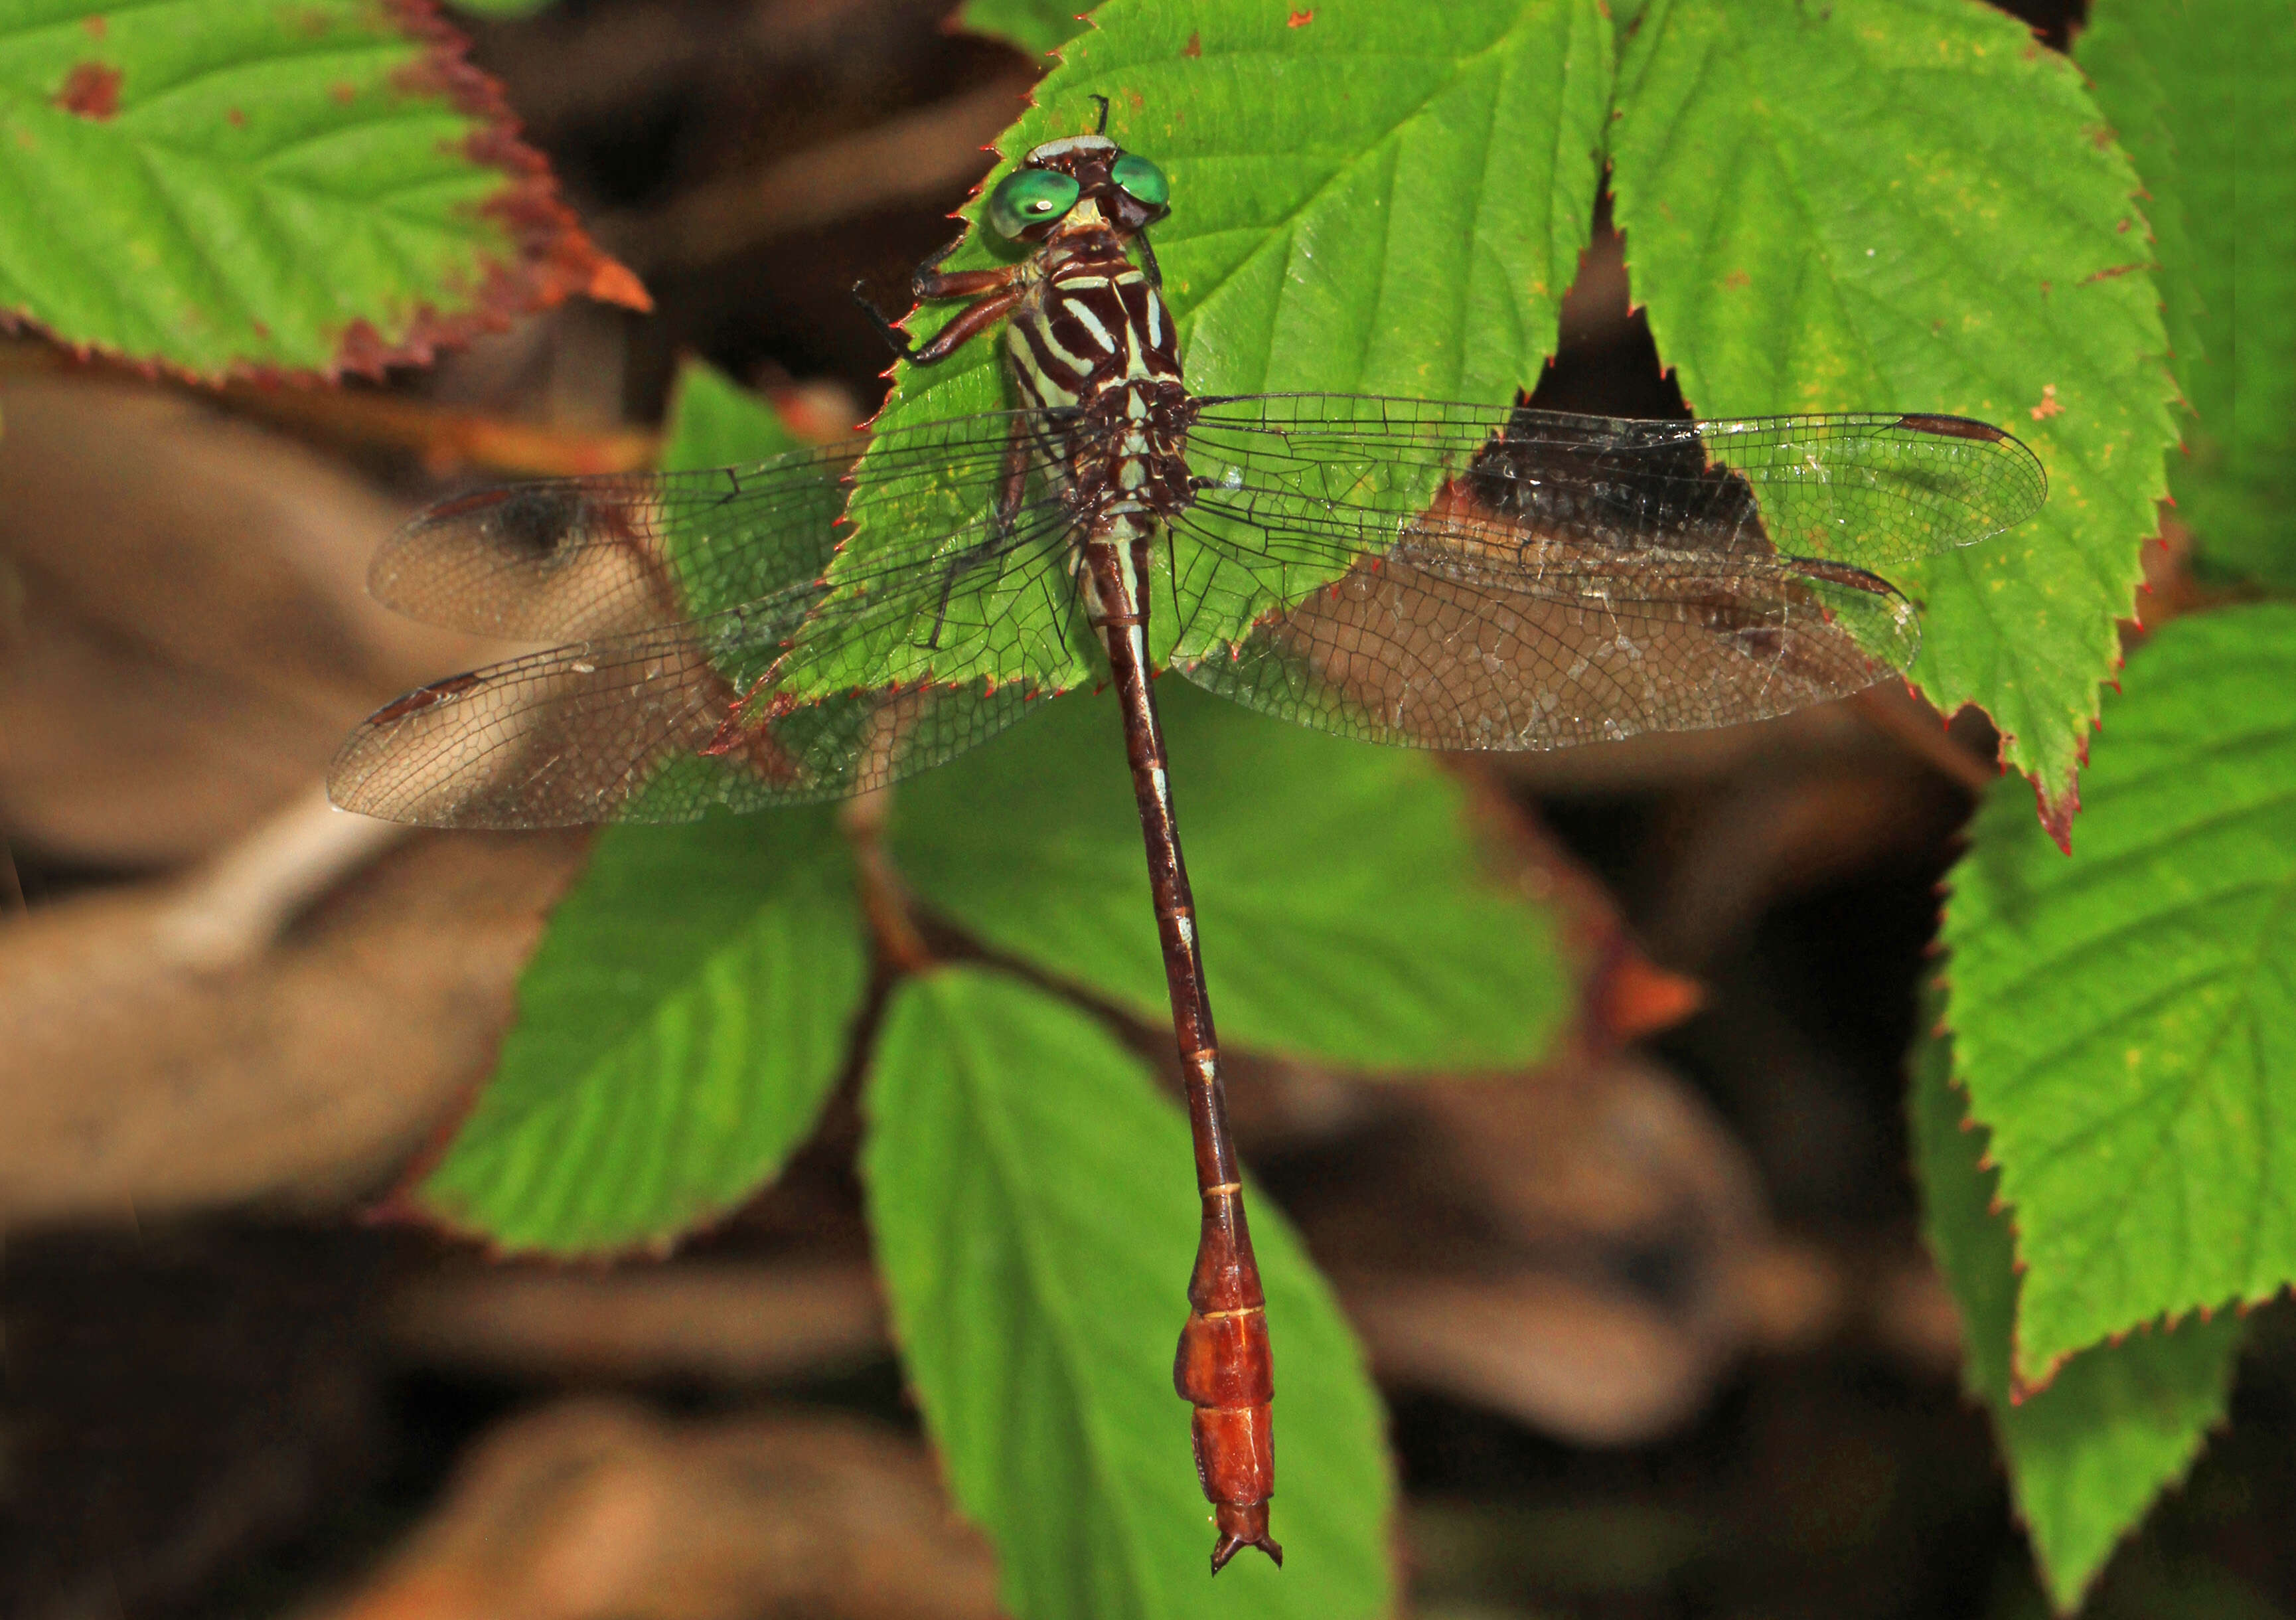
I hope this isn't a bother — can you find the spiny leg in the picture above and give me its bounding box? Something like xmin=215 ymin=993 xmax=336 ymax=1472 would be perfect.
xmin=920 ymin=534 xmax=1012 ymax=651
xmin=994 ymin=411 xmax=1041 ymax=530
xmin=918 ymin=418 xmax=1060 ymax=651
xmin=1137 ymin=230 xmax=1164 ymax=291
xmin=913 ymin=235 xmax=1018 ymax=302
xmin=852 ymin=258 xmax=1022 ymax=365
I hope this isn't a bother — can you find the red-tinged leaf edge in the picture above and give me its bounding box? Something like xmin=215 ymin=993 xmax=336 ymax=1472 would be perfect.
xmin=354 ymin=997 xmax=616 ymax=1256
xmin=2 ymin=0 xmax=651 ymax=385
xmin=2011 ymin=1303 xmax=2256 ymax=1408
xmin=339 ymin=832 xmax=599 ymax=1256
xmin=2034 ymin=752 xmax=2082 ymax=855
xmin=364 ymin=1081 xmax=720 ymax=1265
xmin=348 ymin=0 xmax=652 ymax=375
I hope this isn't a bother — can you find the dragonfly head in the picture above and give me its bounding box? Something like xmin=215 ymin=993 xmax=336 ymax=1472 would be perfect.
xmin=990 ymin=133 xmax=1171 ymax=243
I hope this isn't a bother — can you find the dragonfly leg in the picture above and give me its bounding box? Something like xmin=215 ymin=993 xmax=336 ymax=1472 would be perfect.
xmin=923 ymin=552 xmax=964 ymax=650
xmin=993 ymin=414 xmax=1037 ymax=532
xmin=1136 ymin=229 xmax=1164 ymax=291
xmin=913 ymin=244 xmax=1020 ymax=303
xmin=1083 ymin=536 xmax=1282 ymax=1575
xmin=920 ymin=526 xmax=1028 ymax=650
xmin=903 ymin=227 xmax=968 ymax=289
xmin=851 ymin=279 xmax=1021 ymax=365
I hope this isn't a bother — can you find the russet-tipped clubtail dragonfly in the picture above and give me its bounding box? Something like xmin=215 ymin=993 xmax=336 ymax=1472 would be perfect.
xmin=329 ymin=105 xmax=2044 ymax=1572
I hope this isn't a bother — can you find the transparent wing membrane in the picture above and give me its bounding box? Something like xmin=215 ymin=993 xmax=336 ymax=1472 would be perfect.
xmin=333 ymin=394 xmax=2042 ymax=825
xmin=332 ymin=500 xmax=1089 ymax=827
xmin=366 ymin=411 xmax=1073 ymax=640
xmin=1169 ymin=509 xmax=1919 ymax=750
xmin=1165 ymin=396 xmax=2038 ymax=750
xmin=1188 ymin=396 xmax=2044 ymax=575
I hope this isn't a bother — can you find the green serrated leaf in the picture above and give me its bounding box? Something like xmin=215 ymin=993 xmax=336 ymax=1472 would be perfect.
xmin=1609 ymin=0 xmax=2177 ymax=819
xmin=415 ymin=362 xmax=864 ymax=1254
xmin=1939 ymin=604 xmax=2296 ymax=1376
xmin=860 ymin=968 xmax=1392 ymax=1620
xmin=0 ymin=0 xmax=639 ymax=378
xmin=2068 ymin=8 xmax=2204 ymax=410
xmin=959 ymin=0 xmax=1095 ymax=58
xmin=418 ymin=809 xmax=864 ymax=1252
xmin=1912 ymin=1003 xmax=2242 ymax=1613
xmin=897 ymin=0 xmax=1612 ymax=405
xmin=2080 ymin=0 xmax=2296 ymax=586
xmin=893 ymin=677 xmax=1567 ymax=1070
xmin=797 ymin=0 xmax=1614 ymax=697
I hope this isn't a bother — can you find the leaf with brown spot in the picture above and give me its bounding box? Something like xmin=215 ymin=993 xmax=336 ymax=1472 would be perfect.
xmin=0 ymin=1 xmax=647 ymax=381
xmin=51 ymin=60 xmax=119 ymax=119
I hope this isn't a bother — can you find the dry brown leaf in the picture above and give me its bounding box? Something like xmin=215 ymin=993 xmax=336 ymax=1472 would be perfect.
xmin=386 ymin=1261 xmax=888 ymax=1386
xmin=300 ymin=1402 xmax=1001 ymax=1620
xmin=604 ymin=76 xmax=1039 ymax=270
xmin=1347 ymin=1271 xmax=1719 ymax=1446
xmin=0 ymin=818 xmax=587 ymax=1227
xmin=1458 ymin=775 xmax=1705 ymax=1053
xmin=1642 ymin=759 xmax=1955 ymax=970
xmin=0 ymin=376 xmax=498 ymax=864
xmin=1313 ymin=1055 xmax=1786 ymax=1445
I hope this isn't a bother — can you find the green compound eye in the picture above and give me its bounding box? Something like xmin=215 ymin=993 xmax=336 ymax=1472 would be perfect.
xmin=1111 ymin=153 xmax=1170 ymax=208
xmin=988 ymin=169 xmax=1081 ymax=238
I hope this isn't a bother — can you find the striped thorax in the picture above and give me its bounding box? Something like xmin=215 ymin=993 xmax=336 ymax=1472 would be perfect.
xmin=995 ymin=134 xmax=1197 ymax=541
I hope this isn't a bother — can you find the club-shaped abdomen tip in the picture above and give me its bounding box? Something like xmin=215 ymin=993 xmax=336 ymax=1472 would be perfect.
xmin=1180 ymin=1322 xmax=1279 ymax=1574
xmin=1209 ymin=1502 xmax=1282 ymax=1573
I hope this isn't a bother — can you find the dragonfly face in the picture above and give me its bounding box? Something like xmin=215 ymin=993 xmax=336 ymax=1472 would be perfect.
xmin=988 ymin=133 xmax=1172 ymax=242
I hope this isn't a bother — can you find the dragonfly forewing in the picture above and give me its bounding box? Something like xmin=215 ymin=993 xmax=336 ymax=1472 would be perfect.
xmin=364 ymin=411 xmax=1071 ymax=643
xmin=1163 ymin=395 xmax=2038 ymax=750
xmin=330 ymin=495 xmax=1095 ymax=828
xmin=1188 ymin=396 xmax=2045 ymax=576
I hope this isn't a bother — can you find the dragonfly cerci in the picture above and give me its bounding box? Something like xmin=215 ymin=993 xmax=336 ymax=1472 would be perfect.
xmin=330 ymin=102 xmax=2045 ymax=1574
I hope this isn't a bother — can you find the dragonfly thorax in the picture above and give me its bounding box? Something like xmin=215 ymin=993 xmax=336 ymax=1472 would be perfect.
xmin=1008 ymin=233 xmax=1195 ymax=531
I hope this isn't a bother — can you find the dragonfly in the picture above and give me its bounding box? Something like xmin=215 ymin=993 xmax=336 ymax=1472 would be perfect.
xmin=329 ymin=103 xmax=2046 ymax=1573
